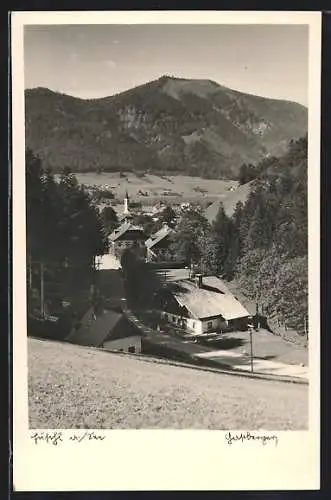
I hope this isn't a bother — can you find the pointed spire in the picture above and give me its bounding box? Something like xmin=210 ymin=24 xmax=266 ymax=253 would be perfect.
xmin=123 ymin=190 xmax=130 ymax=215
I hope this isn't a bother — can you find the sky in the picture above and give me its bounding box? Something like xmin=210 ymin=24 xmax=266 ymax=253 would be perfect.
xmin=24 ymin=24 xmax=309 ymax=106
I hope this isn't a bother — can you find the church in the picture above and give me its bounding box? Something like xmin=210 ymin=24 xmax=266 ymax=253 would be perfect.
xmin=108 ymin=191 xmax=147 ymax=259
xmin=117 ymin=190 xmax=132 ymax=223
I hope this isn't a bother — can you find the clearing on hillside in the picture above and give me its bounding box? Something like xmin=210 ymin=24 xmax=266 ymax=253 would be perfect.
xmin=63 ymin=172 xmax=238 ymax=203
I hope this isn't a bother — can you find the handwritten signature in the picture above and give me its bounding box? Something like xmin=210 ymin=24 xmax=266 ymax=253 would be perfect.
xmin=225 ymin=431 xmax=279 ymax=447
xmin=30 ymin=431 xmax=106 ymax=446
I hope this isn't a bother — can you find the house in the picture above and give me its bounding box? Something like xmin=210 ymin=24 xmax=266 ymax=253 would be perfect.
xmin=109 ymin=222 xmax=147 ymax=259
xmin=154 ymin=274 xmax=250 ymax=335
xmin=66 ymin=307 xmax=142 ymax=354
xmin=145 ymin=224 xmax=175 ymax=262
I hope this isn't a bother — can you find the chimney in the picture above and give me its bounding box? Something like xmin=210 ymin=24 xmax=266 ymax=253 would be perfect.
xmin=196 ymin=273 xmax=203 ymax=288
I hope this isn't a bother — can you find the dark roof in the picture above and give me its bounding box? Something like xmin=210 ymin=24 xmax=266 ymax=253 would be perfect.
xmin=200 ymin=276 xmax=232 ymax=295
xmin=109 ymin=222 xmax=147 ymax=242
xmin=119 ymin=213 xmax=133 ymax=223
xmin=66 ymin=308 xmax=140 ymax=347
xmin=145 ymin=225 xmax=174 ymax=250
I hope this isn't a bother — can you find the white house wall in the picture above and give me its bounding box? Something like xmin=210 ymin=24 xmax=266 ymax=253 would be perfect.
xmin=159 ymin=310 xmax=230 ymax=335
xmin=159 ymin=310 xmax=203 ymax=335
xmin=201 ymin=317 xmax=229 ymax=333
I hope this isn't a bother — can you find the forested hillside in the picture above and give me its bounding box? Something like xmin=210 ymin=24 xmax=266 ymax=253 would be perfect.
xmin=170 ymin=136 xmax=308 ymax=336
xmin=25 ymin=76 xmax=307 ymax=179
xmin=232 ymin=135 xmax=308 ymax=335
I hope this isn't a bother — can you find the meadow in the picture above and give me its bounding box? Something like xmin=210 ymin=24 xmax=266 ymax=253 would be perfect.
xmin=68 ymin=172 xmax=238 ymax=203
xmin=29 ymin=338 xmax=308 ymax=430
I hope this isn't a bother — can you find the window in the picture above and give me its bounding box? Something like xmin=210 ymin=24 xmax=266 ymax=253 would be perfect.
xmin=172 ymin=316 xmax=176 ymax=323
xmin=128 ymin=346 xmax=136 ymax=354
xmin=207 ymin=321 xmax=213 ymax=331
xmin=192 ymin=321 xmax=195 ymax=328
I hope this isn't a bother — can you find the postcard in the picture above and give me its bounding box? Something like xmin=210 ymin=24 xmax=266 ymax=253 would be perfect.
xmin=11 ymin=10 xmax=321 ymax=491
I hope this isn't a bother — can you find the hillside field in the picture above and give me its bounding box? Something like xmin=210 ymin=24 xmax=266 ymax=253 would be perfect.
xmin=28 ymin=338 xmax=308 ymax=430
xmin=68 ymin=172 xmax=238 ymax=204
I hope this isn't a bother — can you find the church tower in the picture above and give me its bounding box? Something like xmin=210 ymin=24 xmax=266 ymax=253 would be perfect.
xmin=123 ymin=190 xmax=130 ymax=215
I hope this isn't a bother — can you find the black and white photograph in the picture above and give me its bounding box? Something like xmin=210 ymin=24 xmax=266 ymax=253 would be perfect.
xmin=12 ymin=10 xmax=321 ymax=491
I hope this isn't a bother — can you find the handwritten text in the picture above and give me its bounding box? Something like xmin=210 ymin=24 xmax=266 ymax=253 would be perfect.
xmin=225 ymin=431 xmax=279 ymax=447
xmin=30 ymin=431 xmax=106 ymax=446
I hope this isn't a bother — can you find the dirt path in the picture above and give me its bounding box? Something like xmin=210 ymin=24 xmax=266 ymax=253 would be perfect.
xmin=195 ymin=350 xmax=308 ymax=379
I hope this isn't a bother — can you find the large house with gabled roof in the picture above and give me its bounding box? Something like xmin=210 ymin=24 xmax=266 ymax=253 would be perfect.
xmin=109 ymin=222 xmax=147 ymax=259
xmin=154 ymin=274 xmax=250 ymax=336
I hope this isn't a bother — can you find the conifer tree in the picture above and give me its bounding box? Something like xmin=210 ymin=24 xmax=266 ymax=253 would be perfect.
xmin=169 ymin=208 xmax=209 ymax=265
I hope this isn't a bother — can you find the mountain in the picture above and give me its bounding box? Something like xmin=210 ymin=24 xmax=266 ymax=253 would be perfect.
xmin=25 ymin=75 xmax=308 ymax=179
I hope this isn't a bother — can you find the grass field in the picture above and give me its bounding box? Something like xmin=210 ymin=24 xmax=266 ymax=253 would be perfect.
xmin=28 ymin=338 xmax=308 ymax=430
xmin=205 ymin=181 xmax=253 ymax=219
xmin=67 ymin=172 xmax=238 ymax=203
xmin=200 ymin=329 xmax=308 ymax=366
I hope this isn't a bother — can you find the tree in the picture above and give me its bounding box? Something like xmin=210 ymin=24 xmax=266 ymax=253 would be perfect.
xmin=120 ymin=248 xmax=135 ymax=270
xmin=246 ymin=203 xmax=272 ymax=250
xmin=232 ymin=200 xmax=244 ymax=257
xmin=223 ymin=229 xmax=240 ymax=280
xmin=26 ymin=149 xmax=48 ymax=260
xmin=200 ymin=233 xmax=219 ymax=275
xmin=131 ymin=213 xmax=157 ymax=236
xmin=169 ymin=208 xmax=209 ymax=265
xmin=57 ymin=170 xmax=108 ymax=263
xmin=233 ymin=136 xmax=308 ymax=334
xmin=159 ymin=205 xmax=177 ymax=228
xmin=239 ymin=163 xmax=256 ymax=185
xmin=26 ymin=149 xmax=109 ymax=316
xmin=101 ymin=206 xmax=119 ymax=234
xmin=201 ymin=203 xmax=239 ymax=278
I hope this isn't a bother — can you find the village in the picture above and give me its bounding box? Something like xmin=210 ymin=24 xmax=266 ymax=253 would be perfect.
xmin=21 ymin=18 xmax=314 ymax=437
xmin=34 ymin=189 xmax=307 ymax=381
xmin=14 ymin=15 xmax=321 ymax=492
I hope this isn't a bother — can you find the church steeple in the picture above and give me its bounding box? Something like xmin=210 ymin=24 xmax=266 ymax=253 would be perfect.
xmin=123 ymin=190 xmax=130 ymax=215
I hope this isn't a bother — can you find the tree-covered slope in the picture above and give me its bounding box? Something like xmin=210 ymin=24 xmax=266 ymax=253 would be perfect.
xmin=25 ymin=75 xmax=307 ymax=179
xmin=231 ymin=136 xmax=308 ymax=335
xmin=179 ymin=136 xmax=308 ymax=336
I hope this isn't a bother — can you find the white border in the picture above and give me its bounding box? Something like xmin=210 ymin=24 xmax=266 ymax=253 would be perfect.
xmin=12 ymin=11 xmax=321 ymax=491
